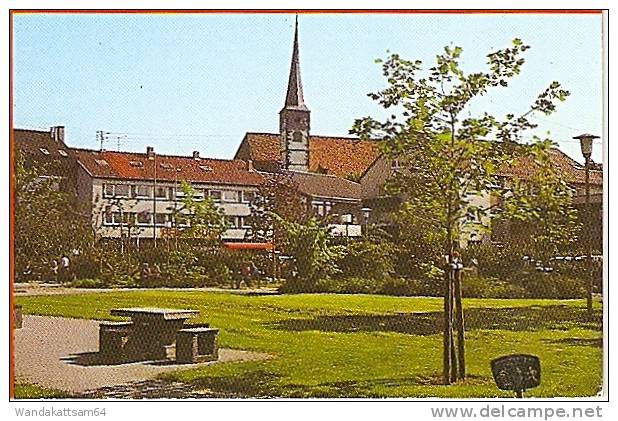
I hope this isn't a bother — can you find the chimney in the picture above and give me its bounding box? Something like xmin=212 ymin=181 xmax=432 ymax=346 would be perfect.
xmin=146 ymin=146 xmax=155 ymax=160
xmin=247 ymin=159 xmax=254 ymax=172
xmin=50 ymin=126 xmax=65 ymax=144
xmin=192 ymin=151 xmax=200 ymax=160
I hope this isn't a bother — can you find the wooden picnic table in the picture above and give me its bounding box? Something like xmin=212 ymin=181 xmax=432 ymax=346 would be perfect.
xmin=109 ymin=307 xmax=199 ymax=361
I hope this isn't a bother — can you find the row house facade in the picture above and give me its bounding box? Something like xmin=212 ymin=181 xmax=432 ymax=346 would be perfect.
xmin=71 ymin=148 xmax=263 ymax=241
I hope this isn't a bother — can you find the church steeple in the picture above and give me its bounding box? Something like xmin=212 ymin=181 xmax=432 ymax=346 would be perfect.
xmin=283 ymin=16 xmax=308 ymax=111
xmin=280 ymin=16 xmax=311 ymax=172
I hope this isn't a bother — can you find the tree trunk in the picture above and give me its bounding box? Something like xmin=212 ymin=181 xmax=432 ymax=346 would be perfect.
xmin=443 ymin=264 xmax=452 ymax=385
xmin=454 ymin=268 xmax=466 ymax=379
xmin=450 ymin=270 xmax=458 ymax=383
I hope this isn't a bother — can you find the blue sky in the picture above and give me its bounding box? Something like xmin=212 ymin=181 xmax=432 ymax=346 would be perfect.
xmin=13 ymin=12 xmax=604 ymax=162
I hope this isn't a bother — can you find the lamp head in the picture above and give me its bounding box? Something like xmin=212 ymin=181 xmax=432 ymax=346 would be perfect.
xmin=573 ymin=133 xmax=599 ymax=159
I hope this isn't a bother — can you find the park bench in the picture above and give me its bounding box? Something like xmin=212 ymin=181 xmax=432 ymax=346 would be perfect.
xmin=98 ymin=321 xmax=134 ymax=363
xmin=176 ymin=327 xmax=219 ymax=364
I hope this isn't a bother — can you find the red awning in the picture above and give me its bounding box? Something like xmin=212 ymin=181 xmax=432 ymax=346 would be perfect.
xmin=223 ymin=242 xmax=274 ymax=251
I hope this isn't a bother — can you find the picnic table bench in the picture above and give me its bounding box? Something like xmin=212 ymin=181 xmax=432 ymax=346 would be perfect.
xmin=176 ymin=327 xmax=220 ymax=364
xmin=98 ymin=307 xmax=218 ymax=364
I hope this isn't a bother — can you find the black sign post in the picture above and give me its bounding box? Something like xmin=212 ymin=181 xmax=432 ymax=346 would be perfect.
xmin=491 ymin=354 xmax=541 ymax=398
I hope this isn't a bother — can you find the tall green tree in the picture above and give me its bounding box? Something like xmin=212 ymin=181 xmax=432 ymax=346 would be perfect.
xmin=13 ymin=150 xmax=93 ymax=281
xmin=248 ymin=172 xmax=306 ymax=245
xmin=351 ymin=40 xmax=574 ymax=384
xmin=272 ymin=214 xmax=340 ymax=292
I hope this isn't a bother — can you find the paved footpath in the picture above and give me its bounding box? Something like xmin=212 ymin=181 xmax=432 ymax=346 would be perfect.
xmin=14 ymin=315 xmax=270 ymax=397
xmin=14 ymin=283 xmax=279 ymax=297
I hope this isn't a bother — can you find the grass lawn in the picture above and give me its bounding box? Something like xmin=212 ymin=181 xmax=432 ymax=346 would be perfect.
xmin=15 ymin=291 xmax=603 ymax=398
xmin=13 ymin=383 xmax=69 ymax=399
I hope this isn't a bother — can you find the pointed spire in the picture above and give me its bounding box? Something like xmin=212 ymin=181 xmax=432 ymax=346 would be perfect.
xmin=283 ymin=15 xmax=308 ymax=111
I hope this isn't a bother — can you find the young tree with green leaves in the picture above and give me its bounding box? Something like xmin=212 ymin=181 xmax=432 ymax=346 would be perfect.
xmin=171 ymin=180 xmax=226 ymax=244
xmin=351 ymin=40 xmax=575 ymax=384
xmin=272 ymin=214 xmax=341 ymax=292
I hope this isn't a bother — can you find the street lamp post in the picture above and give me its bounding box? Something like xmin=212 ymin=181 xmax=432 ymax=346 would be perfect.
xmin=574 ymin=133 xmax=599 ymax=318
xmin=152 ymin=151 xmax=158 ymax=248
xmin=174 ymin=167 xmax=181 ymax=250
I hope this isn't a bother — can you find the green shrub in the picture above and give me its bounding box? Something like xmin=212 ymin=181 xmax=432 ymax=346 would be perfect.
xmin=550 ymin=258 xmax=603 ymax=293
xmin=314 ymin=277 xmax=380 ymax=294
xmin=517 ymin=274 xmax=585 ymax=299
xmin=461 ymin=276 xmax=526 ymax=298
xmin=336 ymin=240 xmax=395 ymax=280
xmin=301 ymin=277 xmax=442 ymax=297
xmin=68 ymin=278 xmax=107 ymax=288
xmin=463 ymin=243 xmax=525 ymax=280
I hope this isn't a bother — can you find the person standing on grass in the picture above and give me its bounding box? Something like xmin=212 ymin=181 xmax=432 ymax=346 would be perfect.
xmin=22 ymin=260 xmax=33 ymax=282
xmin=59 ymin=255 xmax=70 ymax=283
xmin=249 ymin=260 xmax=260 ymax=288
xmin=140 ymin=262 xmax=151 ymax=287
xmin=240 ymin=261 xmax=257 ymax=288
xmin=50 ymin=260 xmax=59 ymax=283
xmin=152 ymin=263 xmax=162 ymax=284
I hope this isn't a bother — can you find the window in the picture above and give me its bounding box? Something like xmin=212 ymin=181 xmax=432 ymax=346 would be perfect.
xmin=155 ymin=186 xmax=168 ymax=199
xmin=133 ymin=185 xmax=152 ymax=198
xmin=209 ymin=190 xmax=222 ymax=202
xmin=466 ymin=210 xmax=480 ymax=223
xmin=58 ymin=150 xmax=68 ymax=157
xmin=312 ymin=202 xmax=327 ymax=216
xmin=103 ymin=206 xmax=114 ymax=225
xmin=160 ymin=163 xmax=173 ymax=170
xmin=199 ymin=165 xmax=213 ymax=172
xmin=239 ymin=216 xmax=251 ymax=229
xmin=104 ymin=183 xmax=130 ymax=198
xmin=222 ymin=190 xmax=239 ymax=202
xmin=154 ymin=213 xmax=167 ymax=226
xmin=292 ymin=131 xmax=303 ymax=142
xmin=228 ymin=216 xmax=249 ymax=228
xmin=95 ymin=159 xmax=109 ymax=167
xmin=241 ymin=191 xmax=255 ymax=203
xmin=468 ymin=233 xmax=481 ymax=245
xmin=176 ymin=214 xmax=190 ymax=228
xmin=223 ymin=216 xmax=250 ymax=229
xmin=113 ymin=212 xmax=134 ymax=225
xmin=103 ymin=184 xmax=115 ymax=198
xmin=193 ymin=190 xmax=205 ymax=201
xmin=125 ymin=213 xmax=136 ymax=225
xmin=115 ymin=184 xmax=130 ymax=198
xmin=39 ymin=148 xmax=50 ymax=155
xmin=137 ymin=212 xmax=152 ymax=226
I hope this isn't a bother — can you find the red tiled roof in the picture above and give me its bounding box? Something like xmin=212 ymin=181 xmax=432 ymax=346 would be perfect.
xmin=73 ymin=149 xmax=264 ymax=186
xmin=236 ymin=132 xmax=381 ymax=179
xmin=289 ymin=171 xmax=362 ymax=200
xmin=499 ymin=148 xmax=603 ymax=185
